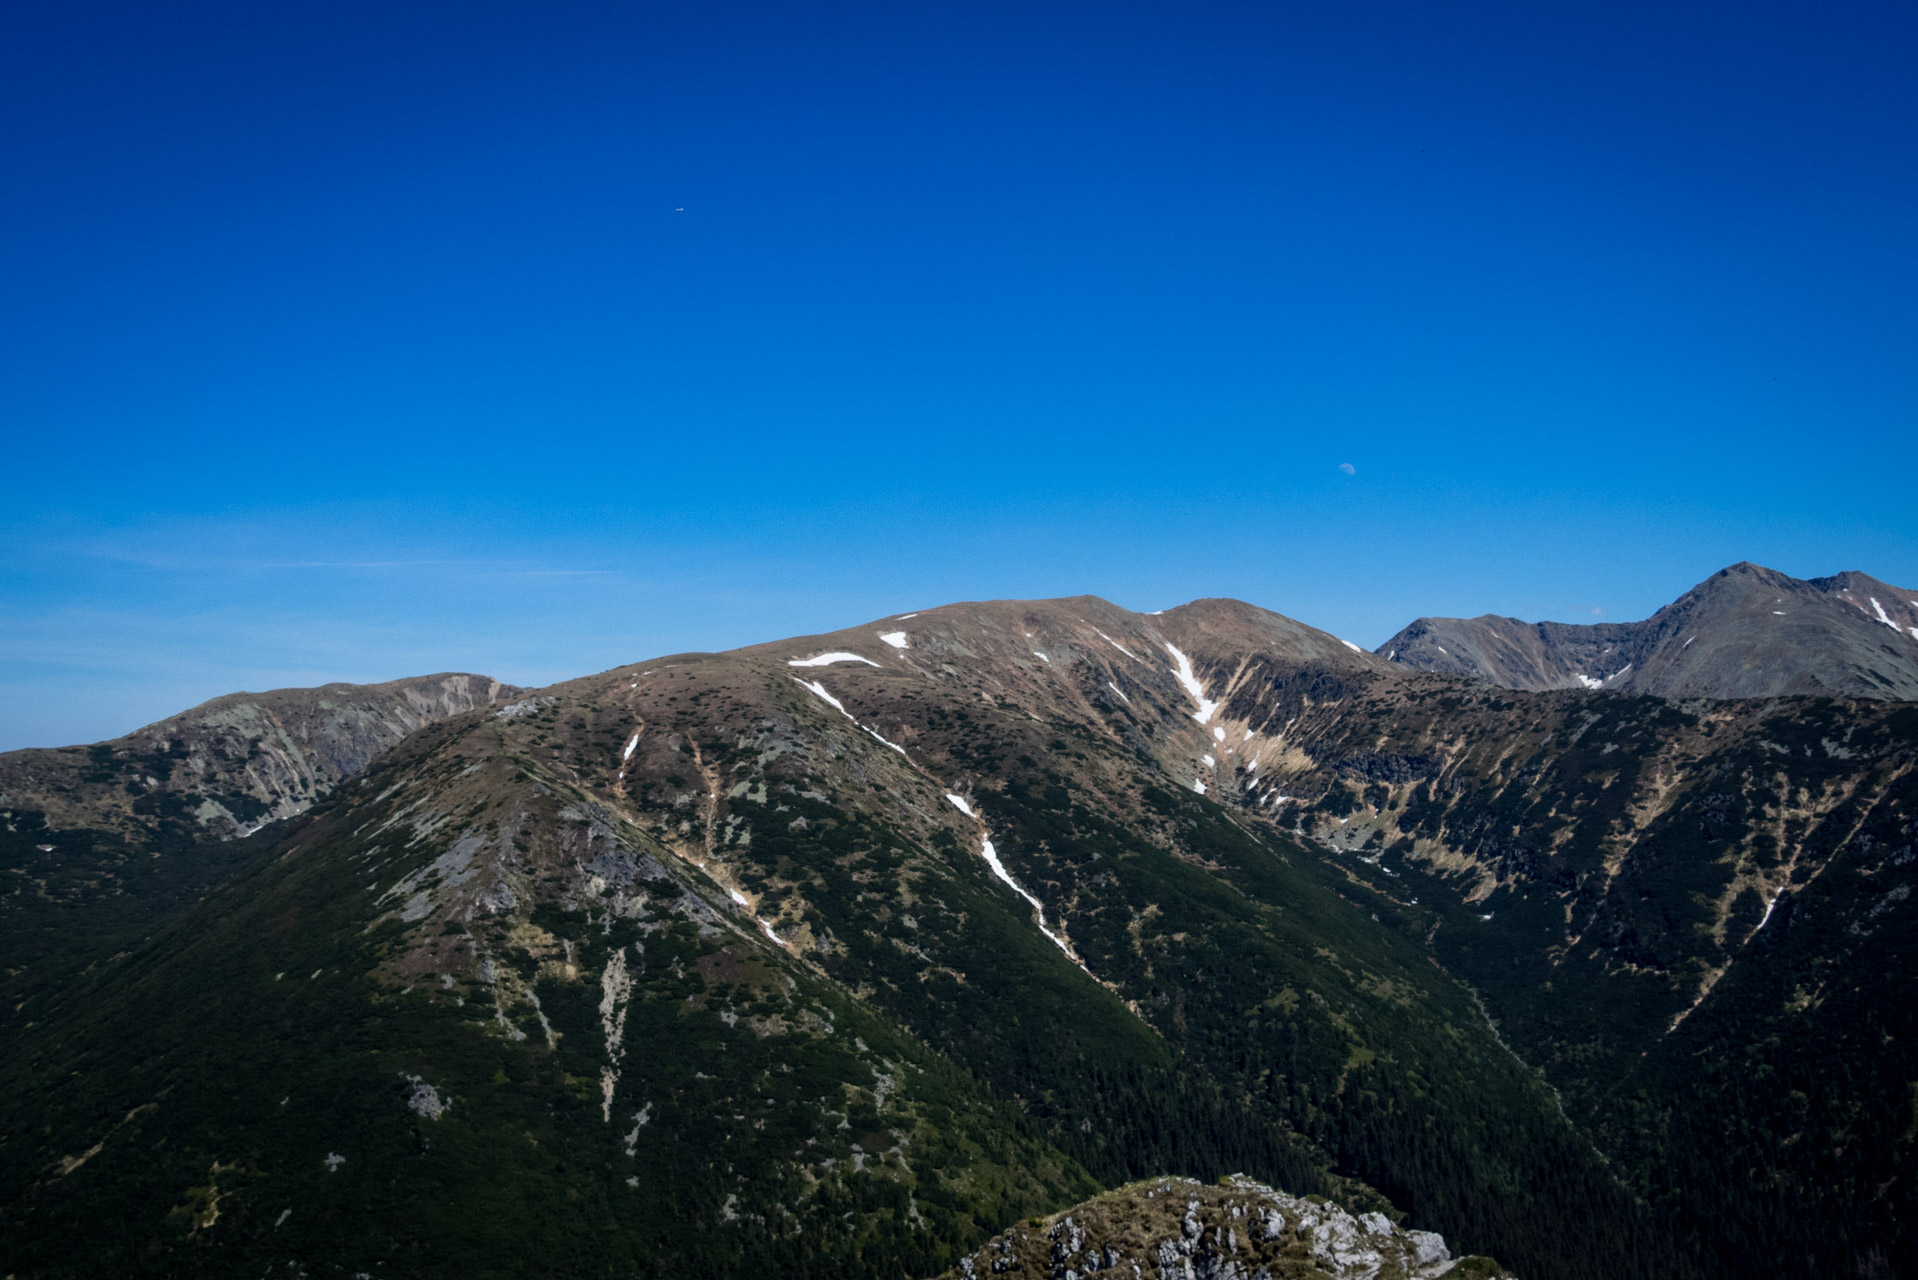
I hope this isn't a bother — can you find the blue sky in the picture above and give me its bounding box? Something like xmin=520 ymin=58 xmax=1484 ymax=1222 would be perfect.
xmin=3 ymin=0 xmax=1914 ymax=749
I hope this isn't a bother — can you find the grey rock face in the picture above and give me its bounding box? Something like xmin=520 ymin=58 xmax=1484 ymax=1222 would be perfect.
xmin=1379 ymin=562 xmax=1918 ymax=700
xmin=936 ymin=1175 xmax=1511 ymax=1280
xmin=0 ymin=671 xmax=520 ymax=842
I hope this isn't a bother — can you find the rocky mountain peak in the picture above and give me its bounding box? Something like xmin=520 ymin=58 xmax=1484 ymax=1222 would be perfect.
xmin=1378 ymin=561 xmax=1918 ymax=699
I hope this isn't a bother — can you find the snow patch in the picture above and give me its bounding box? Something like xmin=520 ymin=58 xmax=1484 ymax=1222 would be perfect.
xmin=945 ymin=794 xmax=977 ymax=819
xmin=788 ymin=652 xmax=880 ymax=668
xmin=1212 ymin=725 xmax=1226 ymax=742
xmin=1033 ymin=651 xmax=1050 ymax=663
xmin=1202 ymin=754 xmax=1216 ymax=767
xmin=978 ymin=836 xmax=1079 ymax=960
xmin=869 ymin=729 xmax=909 ymax=755
xmin=1095 ymin=630 xmax=1142 ymax=662
xmin=1869 ymin=598 xmax=1901 ymax=631
xmin=1106 ymin=681 xmax=1131 ymax=704
xmin=1164 ymin=643 xmax=1219 ymax=723
xmin=795 ymin=679 xmax=849 ymax=716
xmin=792 ymin=678 xmax=911 ymax=757
xmin=622 ymin=733 xmax=640 ymax=761
xmin=1191 ymin=779 xmax=1207 ymax=795
xmin=878 ymin=631 xmax=910 ymax=649
xmin=1573 ymin=674 xmax=1603 ymax=690
xmin=1340 ymin=639 xmax=1364 ymax=654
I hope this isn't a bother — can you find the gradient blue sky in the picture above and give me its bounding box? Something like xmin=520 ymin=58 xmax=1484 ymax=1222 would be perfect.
xmin=4 ymin=0 xmax=1914 ymax=749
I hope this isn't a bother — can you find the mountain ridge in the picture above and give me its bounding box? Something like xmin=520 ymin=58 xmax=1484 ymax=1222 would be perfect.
xmin=1378 ymin=561 xmax=1918 ymax=700
xmin=0 ymin=671 xmax=520 ymax=843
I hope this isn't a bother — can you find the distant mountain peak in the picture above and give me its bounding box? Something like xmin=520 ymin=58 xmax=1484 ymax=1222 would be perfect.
xmin=1379 ymin=562 xmax=1918 ymax=700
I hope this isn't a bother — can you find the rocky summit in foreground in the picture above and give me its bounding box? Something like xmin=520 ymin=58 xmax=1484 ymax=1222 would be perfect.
xmin=933 ymin=1177 xmax=1509 ymax=1280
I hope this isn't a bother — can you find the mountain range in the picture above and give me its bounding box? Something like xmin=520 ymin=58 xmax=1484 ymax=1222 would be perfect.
xmin=2 ymin=562 xmax=1913 ymax=1279
xmin=1380 ymin=561 xmax=1918 ymax=699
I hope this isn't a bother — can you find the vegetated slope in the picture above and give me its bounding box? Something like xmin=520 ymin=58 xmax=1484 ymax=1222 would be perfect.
xmin=928 ymin=1175 xmax=1513 ymax=1280
xmin=1223 ymin=673 xmax=1918 ymax=1277
xmin=1379 ymin=562 xmax=1918 ymax=699
xmin=0 ymin=599 xmax=1652 ymax=1280
xmin=0 ymin=673 xmax=518 ymax=1000
xmin=1 ymin=717 xmax=1090 ymax=1280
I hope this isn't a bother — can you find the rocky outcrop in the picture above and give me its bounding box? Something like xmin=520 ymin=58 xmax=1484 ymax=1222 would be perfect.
xmin=935 ymin=1177 xmax=1513 ymax=1280
xmin=0 ymin=671 xmax=519 ymax=843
